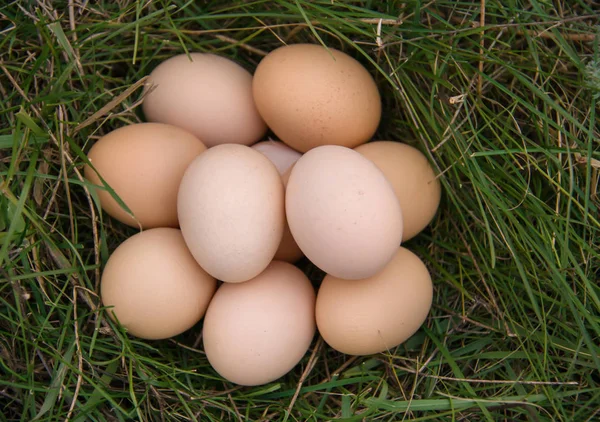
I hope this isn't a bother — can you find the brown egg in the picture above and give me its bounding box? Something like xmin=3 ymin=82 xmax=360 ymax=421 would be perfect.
xmin=251 ymin=140 xmax=302 ymax=175
xmin=101 ymin=228 xmax=217 ymax=340
xmin=143 ymin=53 xmax=267 ymax=147
xmin=177 ymin=144 xmax=285 ymax=283
xmin=286 ymin=146 xmax=403 ymax=280
xmin=274 ymin=223 xmax=303 ymax=263
xmin=84 ymin=123 xmax=206 ymax=229
xmin=253 ymin=44 xmax=381 ymax=152
xmin=316 ymin=247 xmax=433 ymax=355
xmin=273 ymin=165 xmax=303 ymax=263
xmin=203 ymin=261 xmax=316 ymax=386
xmin=355 ymin=141 xmax=441 ymax=241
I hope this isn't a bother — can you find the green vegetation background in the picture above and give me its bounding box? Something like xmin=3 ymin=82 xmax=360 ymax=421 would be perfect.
xmin=1 ymin=1 xmax=599 ymax=420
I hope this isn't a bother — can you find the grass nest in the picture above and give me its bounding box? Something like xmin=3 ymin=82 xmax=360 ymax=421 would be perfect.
xmin=1 ymin=1 xmax=599 ymax=421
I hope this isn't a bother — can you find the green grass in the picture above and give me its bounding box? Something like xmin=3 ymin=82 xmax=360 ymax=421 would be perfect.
xmin=1 ymin=0 xmax=599 ymax=420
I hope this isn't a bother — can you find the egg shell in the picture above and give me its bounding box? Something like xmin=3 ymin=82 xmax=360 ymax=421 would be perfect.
xmin=286 ymin=145 xmax=403 ymax=279
xmin=316 ymin=247 xmax=433 ymax=355
xmin=252 ymin=44 xmax=381 ymax=152
xmin=251 ymin=140 xmax=302 ymax=175
xmin=84 ymin=123 xmax=206 ymax=229
xmin=142 ymin=53 xmax=267 ymax=147
xmin=100 ymin=228 xmax=217 ymax=340
xmin=203 ymin=261 xmax=316 ymax=386
xmin=355 ymin=141 xmax=441 ymax=241
xmin=273 ymin=223 xmax=303 ymax=263
xmin=177 ymin=144 xmax=285 ymax=283
xmin=273 ymin=165 xmax=303 ymax=263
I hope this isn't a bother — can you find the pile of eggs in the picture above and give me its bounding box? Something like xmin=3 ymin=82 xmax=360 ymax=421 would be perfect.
xmin=86 ymin=44 xmax=441 ymax=386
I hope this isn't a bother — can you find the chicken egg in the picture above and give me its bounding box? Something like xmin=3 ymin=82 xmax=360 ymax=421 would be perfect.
xmin=100 ymin=228 xmax=217 ymax=340
xmin=177 ymin=144 xmax=284 ymax=283
xmin=251 ymin=140 xmax=302 ymax=175
xmin=316 ymin=247 xmax=433 ymax=355
xmin=273 ymin=167 xmax=304 ymax=263
xmin=355 ymin=141 xmax=441 ymax=241
xmin=143 ymin=53 xmax=267 ymax=147
xmin=203 ymin=261 xmax=316 ymax=386
xmin=84 ymin=123 xmax=206 ymax=228
xmin=253 ymin=44 xmax=381 ymax=152
xmin=286 ymin=145 xmax=403 ymax=279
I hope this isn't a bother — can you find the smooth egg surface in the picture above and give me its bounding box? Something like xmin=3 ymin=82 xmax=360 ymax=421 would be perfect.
xmin=203 ymin=261 xmax=316 ymax=386
xmin=286 ymin=145 xmax=402 ymax=279
xmin=355 ymin=141 xmax=441 ymax=241
xmin=101 ymin=228 xmax=217 ymax=340
xmin=143 ymin=53 xmax=267 ymax=147
xmin=178 ymin=144 xmax=284 ymax=283
xmin=84 ymin=123 xmax=206 ymax=228
xmin=253 ymin=44 xmax=381 ymax=152
xmin=316 ymin=247 xmax=433 ymax=355
xmin=273 ymin=165 xmax=304 ymax=263
xmin=251 ymin=140 xmax=302 ymax=175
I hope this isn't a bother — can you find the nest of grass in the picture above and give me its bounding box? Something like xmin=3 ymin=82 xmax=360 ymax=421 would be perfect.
xmin=1 ymin=1 xmax=599 ymax=420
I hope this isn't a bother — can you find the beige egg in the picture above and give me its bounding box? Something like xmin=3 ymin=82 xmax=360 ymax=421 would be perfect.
xmin=286 ymin=146 xmax=403 ymax=279
xmin=316 ymin=247 xmax=433 ymax=355
xmin=253 ymin=44 xmax=381 ymax=152
xmin=84 ymin=123 xmax=206 ymax=229
xmin=177 ymin=144 xmax=284 ymax=283
xmin=355 ymin=141 xmax=441 ymax=241
xmin=142 ymin=53 xmax=267 ymax=147
xmin=100 ymin=228 xmax=217 ymax=340
xmin=203 ymin=261 xmax=316 ymax=386
xmin=251 ymin=140 xmax=302 ymax=175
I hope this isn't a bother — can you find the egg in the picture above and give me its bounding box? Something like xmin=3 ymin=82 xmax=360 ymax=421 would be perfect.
xmin=142 ymin=53 xmax=267 ymax=147
xmin=252 ymin=44 xmax=381 ymax=152
xmin=177 ymin=144 xmax=284 ymax=283
xmin=286 ymin=145 xmax=403 ymax=279
xmin=100 ymin=228 xmax=217 ymax=340
xmin=274 ymin=223 xmax=303 ymax=263
xmin=273 ymin=167 xmax=303 ymax=263
xmin=316 ymin=247 xmax=433 ymax=355
xmin=84 ymin=123 xmax=206 ymax=228
xmin=251 ymin=140 xmax=302 ymax=175
xmin=355 ymin=141 xmax=441 ymax=241
xmin=203 ymin=261 xmax=316 ymax=386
